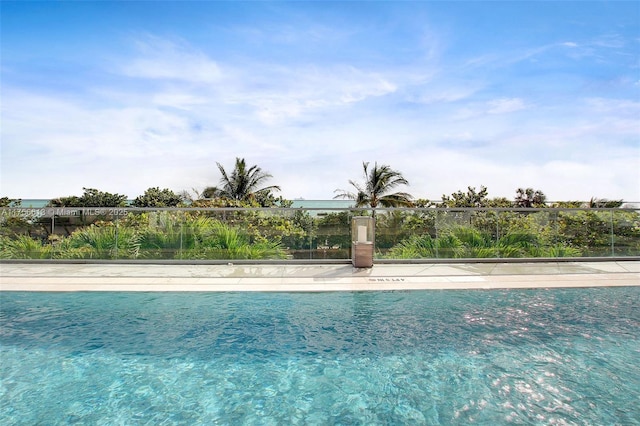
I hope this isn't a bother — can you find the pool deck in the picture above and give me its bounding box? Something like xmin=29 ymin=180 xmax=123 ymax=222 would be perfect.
xmin=0 ymin=260 xmax=639 ymax=292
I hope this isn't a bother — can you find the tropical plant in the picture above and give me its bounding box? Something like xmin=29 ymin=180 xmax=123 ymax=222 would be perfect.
xmin=386 ymin=234 xmax=437 ymax=258
xmin=439 ymin=186 xmax=512 ymax=208
xmin=0 ymin=235 xmax=51 ymax=259
xmin=543 ymin=244 xmax=582 ymax=258
xmin=436 ymin=187 xmax=514 ymax=239
xmin=132 ymin=187 xmax=184 ymax=207
xmin=137 ymin=211 xmax=189 ymax=258
xmin=557 ymin=210 xmax=611 ymax=255
xmin=495 ymin=232 xmax=540 ymax=257
xmin=440 ymin=186 xmax=490 ymax=208
xmin=65 ymin=224 xmax=141 ymax=259
xmin=135 ymin=212 xmax=287 ymax=260
xmin=0 ymin=197 xmax=21 ymax=207
xmin=588 ymin=197 xmax=624 ymax=208
xmin=386 ymin=232 xmax=466 ymax=259
xmin=385 ymin=225 xmax=583 ymax=259
xmin=375 ymin=210 xmax=433 ymax=249
xmin=49 ymin=187 xmax=128 ymax=207
xmin=334 ymin=162 xmax=413 ymax=211
xmin=448 ymin=226 xmax=497 ymax=258
xmin=185 ymin=220 xmax=285 ymax=260
xmin=203 ymin=158 xmax=281 ymax=206
xmin=514 ymin=188 xmax=547 ymax=208
xmin=0 ymin=216 xmax=33 ymax=238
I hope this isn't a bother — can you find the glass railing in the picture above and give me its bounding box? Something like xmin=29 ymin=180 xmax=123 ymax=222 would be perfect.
xmin=1 ymin=207 xmax=639 ymax=261
xmin=375 ymin=208 xmax=640 ymax=259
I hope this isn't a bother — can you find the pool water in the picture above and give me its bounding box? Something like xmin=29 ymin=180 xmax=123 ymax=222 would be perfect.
xmin=1 ymin=288 xmax=639 ymax=425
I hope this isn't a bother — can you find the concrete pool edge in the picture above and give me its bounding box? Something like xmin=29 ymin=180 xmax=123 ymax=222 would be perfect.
xmin=1 ymin=261 xmax=638 ymax=291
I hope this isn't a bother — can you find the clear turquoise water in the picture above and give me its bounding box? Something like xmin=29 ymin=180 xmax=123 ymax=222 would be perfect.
xmin=1 ymin=288 xmax=638 ymax=425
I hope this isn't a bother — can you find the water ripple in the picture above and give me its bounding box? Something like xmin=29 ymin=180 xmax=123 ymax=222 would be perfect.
xmin=1 ymin=288 xmax=639 ymax=424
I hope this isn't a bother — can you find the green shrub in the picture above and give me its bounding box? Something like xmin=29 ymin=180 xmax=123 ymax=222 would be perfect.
xmin=65 ymin=224 xmax=141 ymax=259
xmin=0 ymin=235 xmax=51 ymax=259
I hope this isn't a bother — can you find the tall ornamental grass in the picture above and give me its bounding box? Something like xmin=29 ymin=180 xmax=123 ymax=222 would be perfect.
xmin=0 ymin=235 xmax=52 ymax=259
xmin=387 ymin=226 xmax=582 ymax=259
xmin=0 ymin=214 xmax=286 ymax=260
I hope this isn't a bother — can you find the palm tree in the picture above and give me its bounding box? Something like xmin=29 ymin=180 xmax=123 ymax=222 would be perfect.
xmin=203 ymin=158 xmax=281 ymax=203
xmin=514 ymin=188 xmax=547 ymax=208
xmin=334 ymin=162 xmax=413 ymax=210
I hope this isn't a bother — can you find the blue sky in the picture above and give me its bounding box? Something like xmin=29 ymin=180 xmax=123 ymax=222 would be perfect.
xmin=2 ymin=1 xmax=639 ymax=202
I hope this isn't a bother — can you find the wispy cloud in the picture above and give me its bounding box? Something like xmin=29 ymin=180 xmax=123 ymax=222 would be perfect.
xmin=486 ymin=98 xmax=528 ymax=114
xmin=239 ymin=64 xmax=398 ymax=124
xmin=584 ymin=97 xmax=640 ymax=115
xmin=2 ymin=2 xmax=638 ymax=201
xmin=152 ymin=92 xmax=209 ymax=111
xmin=120 ymin=35 xmax=222 ymax=83
xmin=454 ymin=97 xmax=529 ymax=120
xmin=232 ymin=21 xmax=355 ymax=47
xmin=593 ymin=33 xmax=626 ymax=49
xmin=407 ymin=79 xmax=482 ymax=104
xmin=118 ymin=35 xmax=400 ymax=125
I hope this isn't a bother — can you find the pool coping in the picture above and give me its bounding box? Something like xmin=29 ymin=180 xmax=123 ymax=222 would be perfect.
xmin=1 ymin=260 xmax=638 ymax=291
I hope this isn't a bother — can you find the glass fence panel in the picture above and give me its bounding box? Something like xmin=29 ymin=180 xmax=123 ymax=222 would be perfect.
xmin=60 ymin=211 xmax=131 ymax=260
xmin=136 ymin=210 xmax=187 ymax=259
xmin=555 ymin=209 xmax=616 ymax=257
xmin=138 ymin=209 xmax=294 ymax=260
xmin=375 ymin=209 xmax=435 ymax=259
xmin=313 ymin=210 xmax=353 ymax=260
xmin=245 ymin=209 xmax=308 ymax=260
xmin=435 ymin=209 xmax=499 ymax=258
xmin=612 ymin=209 xmax=640 ymax=256
xmin=1 ymin=207 xmax=639 ymax=261
xmin=493 ymin=210 xmax=565 ymax=258
xmin=0 ymin=208 xmax=52 ymax=259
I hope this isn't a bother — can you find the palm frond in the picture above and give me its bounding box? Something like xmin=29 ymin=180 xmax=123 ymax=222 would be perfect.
xmin=338 ymin=161 xmax=412 ymax=208
xmin=215 ymin=158 xmax=280 ymax=202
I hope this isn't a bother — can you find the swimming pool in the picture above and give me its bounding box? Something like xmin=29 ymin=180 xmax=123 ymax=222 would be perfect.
xmin=1 ymin=288 xmax=638 ymax=424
